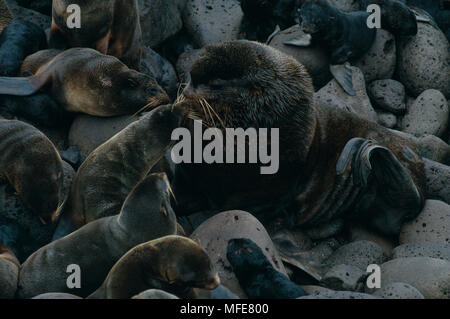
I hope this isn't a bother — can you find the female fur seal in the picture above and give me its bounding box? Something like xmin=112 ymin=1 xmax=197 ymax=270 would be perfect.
xmin=0 ymin=244 xmax=20 ymax=299
xmin=52 ymin=103 xmax=186 ymax=240
xmin=0 ymin=119 xmax=63 ymax=224
xmin=174 ymin=40 xmax=428 ymax=237
xmin=50 ymin=0 xmax=142 ymax=70
xmin=88 ymin=236 xmax=220 ymax=299
xmin=0 ymin=48 xmax=169 ymax=117
xmin=17 ymin=173 xmax=178 ymax=298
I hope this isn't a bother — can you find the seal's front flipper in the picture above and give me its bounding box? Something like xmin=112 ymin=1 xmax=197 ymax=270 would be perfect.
xmin=266 ymin=25 xmax=281 ymax=44
xmin=350 ymin=139 xmax=423 ymax=235
xmin=0 ymin=77 xmax=40 ymax=96
xmin=410 ymin=7 xmax=439 ymax=29
xmin=283 ymin=33 xmax=312 ymax=47
xmin=330 ymin=64 xmax=356 ymax=96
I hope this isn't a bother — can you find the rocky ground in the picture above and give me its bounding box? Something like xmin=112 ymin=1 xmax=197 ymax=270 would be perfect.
xmin=0 ymin=0 xmax=449 ymax=299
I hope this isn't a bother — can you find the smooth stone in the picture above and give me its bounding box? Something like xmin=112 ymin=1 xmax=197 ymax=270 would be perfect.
xmin=349 ymin=225 xmax=396 ymax=257
xmin=376 ymin=111 xmax=397 ymax=129
xmin=321 ymin=264 xmax=367 ymax=292
xmin=368 ymin=79 xmax=406 ymax=114
xmin=424 ymin=159 xmax=450 ymax=205
xmin=5 ymin=0 xmax=51 ymax=30
xmin=400 ymin=200 xmax=450 ymax=244
xmin=401 ymin=89 xmax=449 ymax=138
xmin=190 ymin=210 xmax=287 ymax=299
xmin=132 ymin=289 xmax=179 ymax=299
xmin=372 ymin=282 xmax=424 ymax=299
xmin=32 ymin=293 xmax=83 ymax=299
xmin=393 ymin=242 xmax=450 ymax=262
xmin=0 ymin=246 xmax=19 ymax=299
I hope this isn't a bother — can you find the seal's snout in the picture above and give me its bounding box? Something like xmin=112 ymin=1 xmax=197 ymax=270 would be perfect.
xmin=204 ymin=274 xmax=221 ymax=290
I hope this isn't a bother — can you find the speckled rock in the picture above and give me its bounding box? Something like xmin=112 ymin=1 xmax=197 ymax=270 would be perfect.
xmin=416 ymin=135 xmax=450 ymax=166
xmin=68 ymin=115 xmax=138 ymax=155
xmin=299 ymin=286 xmax=379 ymax=299
xmin=349 ymin=226 xmax=395 ymax=257
xmin=393 ymin=242 xmax=450 ymax=262
xmin=190 ymin=210 xmax=287 ymax=299
xmin=324 ymin=240 xmax=388 ymax=271
xmin=400 ymin=200 xmax=450 ymax=244
xmin=424 ymin=160 xmax=450 ymax=205
xmin=376 ymin=111 xmax=397 ymax=129
xmin=183 ymin=0 xmax=243 ymax=47
xmin=0 ymin=160 xmax=74 ymax=262
xmin=373 ymin=283 xmax=424 ymax=299
xmin=314 ymin=66 xmax=378 ymax=122
xmin=132 ymin=289 xmax=179 ymax=299
xmin=321 ymin=264 xmax=367 ymax=292
xmin=401 ymin=90 xmax=449 ymax=138
xmin=138 ymin=0 xmax=187 ymax=48
xmin=140 ymin=46 xmax=179 ymax=98
xmin=268 ymin=25 xmax=332 ymax=89
xmin=368 ymin=80 xmax=406 ymax=114
xmin=5 ymin=0 xmax=51 ymax=30
xmin=397 ymin=22 xmax=450 ymax=98
xmin=354 ymin=29 xmax=396 ymax=83
xmin=370 ymin=257 xmax=450 ymax=299
xmin=0 ymin=245 xmax=19 ymax=299
xmin=32 ymin=293 xmax=83 ymax=299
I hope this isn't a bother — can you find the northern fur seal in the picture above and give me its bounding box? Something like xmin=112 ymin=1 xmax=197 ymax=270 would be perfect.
xmin=53 ymin=103 xmax=186 ymax=240
xmin=291 ymin=0 xmax=376 ymax=95
xmin=0 ymin=19 xmax=46 ymax=76
xmin=227 ymin=238 xmax=307 ymax=299
xmin=0 ymin=48 xmax=169 ymax=117
xmin=0 ymin=244 xmax=20 ymax=299
xmin=17 ymin=173 xmax=178 ymax=298
xmin=50 ymin=0 xmax=142 ymax=70
xmin=88 ymin=236 xmax=220 ymax=299
xmin=174 ymin=40 xmax=428 ymax=237
xmin=0 ymin=0 xmax=12 ymax=34
xmin=0 ymin=119 xmax=63 ymax=224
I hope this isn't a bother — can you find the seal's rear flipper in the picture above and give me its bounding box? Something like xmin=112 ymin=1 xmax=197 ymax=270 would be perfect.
xmin=330 ymin=64 xmax=356 ymax=96
xmin=283 ymin=33 xmax=312 ymax=47
xmin=348 ymin=139 xmax=423 ymax=235
xmin=0 ymin=77 xmax=41 ymax=96
xmin=266 ymin=25 xmax=281 ymax=44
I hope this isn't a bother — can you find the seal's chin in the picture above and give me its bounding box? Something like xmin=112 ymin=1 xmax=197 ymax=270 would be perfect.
xmin=203 ymin=274 xmax=221 ymax=290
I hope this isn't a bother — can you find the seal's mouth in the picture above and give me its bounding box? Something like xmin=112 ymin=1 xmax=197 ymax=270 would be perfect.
xmin=203 ymin=274 xmax=221 ymax=290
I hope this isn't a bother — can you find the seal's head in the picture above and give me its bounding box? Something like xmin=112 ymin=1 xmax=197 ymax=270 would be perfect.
xmin=298 ymin=0 xmax=337 ymax=35
xmin=183 ymin=40 xmax=314 ymax=129
xmin=227 ymin=238 xmax=271 ymax=271
xmin=155 ymin=236 xmax=220 ymax=290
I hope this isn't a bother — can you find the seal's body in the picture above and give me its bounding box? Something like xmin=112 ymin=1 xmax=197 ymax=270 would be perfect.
xmin=17 ymin=173 xmax=178 ymax=298
xmin=50 ymin=0 xmax=142 ymax=70
xmin=88 ymin=236 xmax=220 ymax=299
xmin=53 ymin=104 xmax=186 ymax=240
xmin=174 ymin=40 xmax=427 ymax=236
xmin=0 ymin=119 xmax=63 ymax=224
xmin=0 ymin=48 xmax=169 ymax=117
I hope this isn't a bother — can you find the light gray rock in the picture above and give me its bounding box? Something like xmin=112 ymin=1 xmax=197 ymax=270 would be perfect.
xmin=5 ymin=0 xmax=51 ymax=30
xmin=354 ymin=29 xmax=396 ymax=83
xmin=370 ymin=257 xmax=450 ymax=299
xmin=349 ymin=225 xmax=395 ymax=257
xmin=376 ymin=111 xmax=397 ymax=129
xmin=299 ymin=288 xmax=379 ymax=299
xmin=314 ymin=66 xmax=378 ymax=122
xmin=400 ymin=200 xmax=450 ymax=244
xmin=140 ymin=46 xmax=179 ymax=98
xmin=132 ymin=289 xmax=179 ymax=299
xmin=393 ymin=242 xmax=450 ymax=262
xmin=325 ymin=240 xmax=388 ymax=271
xmin=397 ymin=22 xmax=450 ymax=98
xmin=321 ymin=264 xmax=367 ymax=291
xmin=268 ymin=25 xmax=332 ymax=89
xmin=68 ymin=115 xmax=138 ymax=155
xmin=183 ymin=0 xmax=243 ymax=47
xmin=0 ymin=245 xmax=19 ymax=299
xmin=190 ymin=210 xmax=287 ymax=299
xmin=373 ymin=283 xmax=424 ymax=299
xmin=368 ymin=80 xmax=406 ymax=114
xmin=32 ymin=293 xmax=83 ymax=299
xmin=401 ymin=89 xmax=449 ymax=138
xmin=138 ymin=0 xmax=187 ymax=48
xmin=424 ymin=159 xmax=450 ymax=205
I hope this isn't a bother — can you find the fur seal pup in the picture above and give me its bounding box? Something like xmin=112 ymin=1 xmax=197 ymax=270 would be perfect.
xmin=88 ymin=236 xmax=220 ymax=299
xmin=0 ymin=119 xmax=63 ymax=224
xmin=0 ymin=48 xmax=169 ymax=117
xmin=174 ymin=40 xmax=428 ymax=237
xmin=50 ymin=0 xmax=142 ymax=70
xmin=227 ymin=238 xmax=307 ymax=299
xmin=290 ymin=0 xmax=376 ymax=95
xmin=17 ymin=173 xmax=178 ymax=298
xmin=0 ymin=244 xmax=20 ymax=299
xmin=0 ymin=0 xmax=12 ymax=34
xmin=0 ymin=19 xmax=47 ymax=76
xmin=52 ymin=104 xmax=186 ymax=240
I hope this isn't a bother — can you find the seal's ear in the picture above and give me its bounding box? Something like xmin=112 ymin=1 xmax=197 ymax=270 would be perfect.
xmin=0 ymin=72 xmax=52 ymax=96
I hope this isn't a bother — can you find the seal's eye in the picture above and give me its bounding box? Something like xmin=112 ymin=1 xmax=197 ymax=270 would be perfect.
xmin=127 ymin=78 xmax=139 ymax=88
